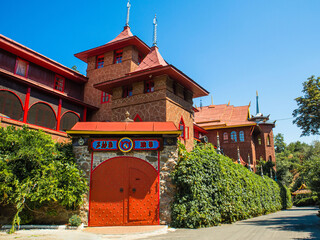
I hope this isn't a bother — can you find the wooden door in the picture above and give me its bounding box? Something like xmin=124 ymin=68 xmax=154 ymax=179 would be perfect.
xmin=89 ymin=157 xmax=159 ymax=226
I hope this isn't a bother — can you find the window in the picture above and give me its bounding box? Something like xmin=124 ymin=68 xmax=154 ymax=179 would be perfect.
xmin=101 ymin=92 xmax=110 ymax=103
xmin=144 ymin=81 xmax=154 ymax=93
xmin=27 ymin=102 xmax=56 ymax=130
xmin=54 ymin=75 xmax=65 ymax=92
xmin=123 ymin=85 xmax=133 ymax=98
xmin=231 ymin=131 xmax=237 ymax=142
xmin=134 ymin=114 xmax=142 ymax=122
xmin=239 ymin=131 xmax=245 ymax=142
xmin=258 ymin=137 xmax=262 ymax=145
xmin=114 ymin=49 xmax=123 ymax=64
xmin=179 ymin=117 xmax=185 ymax=139
xmin=267 ymin=135 xmax=271 ymax=145
xmin=223 ymin=132 xmax=228 ymax=143
xmin=60 ymin=111 xmax=80 ymax=131
xmin=14 ymin=58 xmax=29 ymax=77
xmin=96 ymin=55 xmax=104 ymax=69
xmin=0 ymin=90 xmax=23 ymax=121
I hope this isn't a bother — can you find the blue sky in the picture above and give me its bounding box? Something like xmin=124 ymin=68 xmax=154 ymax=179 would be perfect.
xmin=2 ymin=0 xmax=320 ymax=144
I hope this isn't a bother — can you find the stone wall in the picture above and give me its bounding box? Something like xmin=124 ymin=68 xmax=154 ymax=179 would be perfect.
xmin=72 ymin=135 xmax=179 ymax=225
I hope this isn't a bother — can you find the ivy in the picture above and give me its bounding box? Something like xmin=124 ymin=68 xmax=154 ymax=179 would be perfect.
xmin=0 ymin=126 xmax=88 ymax=233
xmin=171 ymin=142 xmax=292 ymax=228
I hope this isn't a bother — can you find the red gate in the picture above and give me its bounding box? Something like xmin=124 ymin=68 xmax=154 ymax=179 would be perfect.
xmin=89 ymin=157 xmax=159 ymax=226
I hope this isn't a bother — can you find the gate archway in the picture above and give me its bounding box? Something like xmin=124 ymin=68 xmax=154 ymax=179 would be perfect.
xmin=89 ymin=156 xmax=159 ymax=226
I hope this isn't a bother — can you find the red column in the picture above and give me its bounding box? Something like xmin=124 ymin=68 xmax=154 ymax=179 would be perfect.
xmin=82 ymin=106 xmax=87 ymax=122
xmin=56 ymin=98 xmax=62 ymax=131
xmin=23 ymin=88 xmax=31 ymax=123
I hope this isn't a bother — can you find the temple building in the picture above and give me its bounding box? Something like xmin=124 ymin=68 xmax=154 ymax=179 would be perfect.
xmin=194 ymin=93 xmax=276 ymax=171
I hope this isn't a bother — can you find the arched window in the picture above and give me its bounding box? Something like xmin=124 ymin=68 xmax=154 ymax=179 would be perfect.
xmin=60 ymin=111 xmax=80 ymax=131
xmin=27 ymin=103 xmax=56 ymax=130
xmin=239 ymin=131 xmax=245 ymax=142
xmin=267 ymin=135 xmax=271 ymax=145
xmin=0 ymin=90 xmax=23 ymax=121
xmin=223 ymin=132 xmax=228 ymax=143
xmin=179 ymin=117 xmax=185 ymax=139
xmin=231 ymin=131 xmax=237 ymax=142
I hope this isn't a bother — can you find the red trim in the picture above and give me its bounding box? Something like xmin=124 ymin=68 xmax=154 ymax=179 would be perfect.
xmin=96 ymin=54 xmax=104 ymax=69
xmin=157 ymin=151 xmax=160 ymax=225
xmin=133 ymin=114 xmax=143 ymax=122
xmin=54 ymin=74 xmax=65 ymax=92
xmin=14 ymin=58 xmax=29 ymax=78
xmin=23 ymin=88 xmax=31 ymax=122
xmin=56 ymin=99 xmax=62 ymax=131
xmin=0 ymin=89 xmax=24 ymax=110
xmin=28 ymin=101 xmax=57 ymax=119
xmin=60 ymin=110 xmax=81 ymax=120
xmin=101 ymin=91 xmax=110 ymax=104
xmin=88 ymin=151 xmax=94 ymax=227
xmin=179 ymin=117 xmax=185 ymax=139
xmin=82 ymin=107 xmax=87 ymax=122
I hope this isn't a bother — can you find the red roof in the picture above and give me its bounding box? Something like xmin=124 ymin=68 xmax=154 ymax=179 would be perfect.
xmin=67 ymin=121 xmax=181 ymax=134
xmin=194 ymin=104 xmax=255 ymax=129
xmin=0 ymin=34 xmax=88 ymax=83
xmin=74 ymin=27 xmax=150 ymax=63
xmin=133 ymin=46 xmax=167 ymax=72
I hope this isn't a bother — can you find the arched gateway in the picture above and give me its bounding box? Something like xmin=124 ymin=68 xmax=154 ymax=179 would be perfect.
xmin=67 ymin=121 xmax=180 ymax=226
xmin=90 ymin=157 xmax=159 ymax=226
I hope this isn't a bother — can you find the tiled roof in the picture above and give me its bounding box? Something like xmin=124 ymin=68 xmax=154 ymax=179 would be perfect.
xmin=67 ymin=122 xmax=181 ymax=134
xmin=132 ymin=46 xmax=167 ymax=73
xmin=108 ymin=26 xmax=133 ymax=43
xmin=194 ymin=104 xmax=255 ymax=129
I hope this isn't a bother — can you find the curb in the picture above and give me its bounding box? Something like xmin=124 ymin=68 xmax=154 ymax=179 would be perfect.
xmin=0 ymin=224 xmax=83 ymax=231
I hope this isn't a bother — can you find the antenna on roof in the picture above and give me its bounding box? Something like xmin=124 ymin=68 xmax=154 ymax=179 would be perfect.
xmin=153 ymin=14 xmax=158 ymax=47
xmin=211 ymin=95 xmax=213 ymax=105
xmin=125 ymin=0 xmax=131 ymax=27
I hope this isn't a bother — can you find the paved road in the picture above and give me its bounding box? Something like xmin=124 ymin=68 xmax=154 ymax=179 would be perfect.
xmin=1 ymin=207 xmax=319 ymax=240
xmin=143 ymin=207 xmax=320 ymax=240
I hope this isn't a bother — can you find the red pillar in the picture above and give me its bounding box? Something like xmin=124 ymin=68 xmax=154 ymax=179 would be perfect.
xmin=82 ymin=106 xmax=87 ymax=122
xmin=23 ymin=88 xmax=31 ymax=123
xmin=56 ymin=98 xmax=62 ymax=131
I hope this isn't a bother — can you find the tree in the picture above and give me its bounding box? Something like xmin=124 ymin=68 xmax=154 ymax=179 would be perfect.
xmin=293 ymin=75 xmax=320 ymax=136
xmin=274 ymin=133 xmax=286 ymax=153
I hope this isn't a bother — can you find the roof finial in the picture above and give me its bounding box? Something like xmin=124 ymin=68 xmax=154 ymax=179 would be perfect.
xmin=153 ymin=14 xmax=158 ymax=47
xmin=125 ymin=0 xmax=131 ymax=27
xmin=256 ymin=90 xmax=260 ymax=115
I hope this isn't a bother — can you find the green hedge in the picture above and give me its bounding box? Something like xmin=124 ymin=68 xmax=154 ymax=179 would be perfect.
xmin=171 ymin=143 xmax=292 ymax=228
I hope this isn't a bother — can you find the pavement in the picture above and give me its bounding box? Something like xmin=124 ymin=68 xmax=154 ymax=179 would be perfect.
xmin=0 ymin=207 xmax=319 ymax=240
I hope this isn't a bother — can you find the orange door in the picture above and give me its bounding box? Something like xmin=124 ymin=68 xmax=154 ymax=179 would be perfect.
xmin=89 ymin=157 xmax=159 ymax=226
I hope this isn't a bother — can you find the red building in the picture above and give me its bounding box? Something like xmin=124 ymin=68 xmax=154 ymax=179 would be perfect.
xmin=194 ymin=101 xmax=276 ymax=171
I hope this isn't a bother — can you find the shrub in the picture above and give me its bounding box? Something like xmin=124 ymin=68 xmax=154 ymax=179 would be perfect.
xmin=171 ymin=143 xmax=289 ymax=228
xmin=294 ymin=195 xmax=318 ymax=206
xmin=0 ymin=126 xmax=88 ymax=233
xmin=69 ymin=215 xmax=82 ymax=226
xmin=279 ymin=182 xmax=293 ymax=209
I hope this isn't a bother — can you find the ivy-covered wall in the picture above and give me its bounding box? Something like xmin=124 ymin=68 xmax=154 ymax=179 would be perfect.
xmin=171 ymin=143 xmax=292 ymax=228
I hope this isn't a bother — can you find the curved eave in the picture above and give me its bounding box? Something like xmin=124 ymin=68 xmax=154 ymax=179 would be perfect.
xmin=0 ymin=35 xmax=88 ymax=83
xmin=74 ymin=36 xmax=151 ymax=63
xmin=94 ymin=65 xmax=209 ymax=98
xmin=200 ymin=123 xmax=257 ymax=130
xmin=67 ymin=130 xmax=181 ymax=135
xmin=0 ymin=68 xmax=98 ymax=111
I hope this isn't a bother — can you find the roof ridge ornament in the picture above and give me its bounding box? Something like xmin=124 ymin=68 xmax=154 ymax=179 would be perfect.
xmin=153 ymin=14 xmax=158 ymax=47
xmin=126 ymin=0 xmax=131 ymax=27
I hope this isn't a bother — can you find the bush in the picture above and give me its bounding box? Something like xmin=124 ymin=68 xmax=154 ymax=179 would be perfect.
xmin=279 ymin=182 xmax=293 ymax=209
xmin=0 ymin=126 xmax=88 ymax=233
xmin=69 ymin=215 xmax=82 ymax=226
xmin=171 ymin=143 xmax=290 ymax=228
xmin=294 ymin=195 xmax=318 ymax=206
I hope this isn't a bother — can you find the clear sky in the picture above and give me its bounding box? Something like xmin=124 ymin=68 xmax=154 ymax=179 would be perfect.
xmin=1 ymin=0 xmax=320 ymax=144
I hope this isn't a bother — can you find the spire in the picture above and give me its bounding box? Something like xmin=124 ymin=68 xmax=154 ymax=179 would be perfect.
xmin=216 ymin=132 xmax=221 ymax=154
xmin=256 ymin=90 xmax=260 ymax=115
xmin=125 ymin=0 xmax=131 ymax=27
xmin=153 ymin=14 xmax=158 ymax=47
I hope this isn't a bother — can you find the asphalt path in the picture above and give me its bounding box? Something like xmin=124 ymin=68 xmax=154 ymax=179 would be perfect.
xmin=143 ymin=207 xmax=320 ymax=240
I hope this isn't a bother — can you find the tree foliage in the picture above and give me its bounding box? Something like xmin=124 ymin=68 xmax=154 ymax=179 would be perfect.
xmin=0 ymin=126 xmax=87 ymax=233
xmin=171 ymin=142 xmax=291 ymax=229
xmin=293 ymin=75 xmax=320 ymax=136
